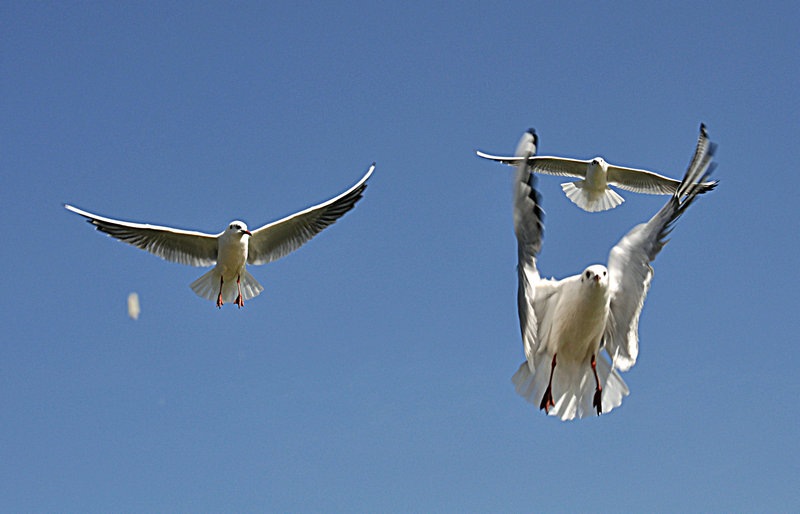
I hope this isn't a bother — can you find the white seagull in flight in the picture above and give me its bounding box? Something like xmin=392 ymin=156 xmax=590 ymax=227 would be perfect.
xmin=477 ymin=129 xmax=716 ymax=212
xmin=505 ymin=125 xmax=717 ymax=420
xmin=65 ymin=163 xmax=374 ymax=308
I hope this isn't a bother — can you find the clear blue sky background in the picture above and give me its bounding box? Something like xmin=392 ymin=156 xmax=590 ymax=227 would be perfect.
xmin=3 ymin=1 xmax=798 ymax=511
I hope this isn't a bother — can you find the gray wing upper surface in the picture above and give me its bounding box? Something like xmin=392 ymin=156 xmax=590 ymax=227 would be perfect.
xmin=64 ymin=204 xmax=219 ymax=267
xmin=604 ymin=124 xmax=717 ymax=370
xmin=247 ymin=164 xmax=374 ymax=265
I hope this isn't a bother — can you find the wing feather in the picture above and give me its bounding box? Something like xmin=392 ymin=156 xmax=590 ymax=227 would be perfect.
xmin=247 ymin=164 xmax=374 ymax=265
xmin=511 ymin=131 xmax=562 ymax=365
xmin=516 ymin=167 xmax=548 ymax=364
xmin=527 ymin=156 xmax=591 ymax=179
xmin=64 ymin=204 xmax=218 ymax=267
xmin=477 ymin=151 xmax=590 ymax=180
xmin=475 ymin=150 xmax=526 ymax=166
xmin=607 ymin=163 xmax=717 ymax=196
xmin=606 ymin=165 xmax=684 ymax=194
xmin=604 ymin=124 xmax=718 ymax=370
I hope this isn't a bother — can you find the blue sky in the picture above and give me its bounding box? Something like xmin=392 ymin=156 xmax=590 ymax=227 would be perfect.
xmin=3 ymin=1 xmax=799 ymax=511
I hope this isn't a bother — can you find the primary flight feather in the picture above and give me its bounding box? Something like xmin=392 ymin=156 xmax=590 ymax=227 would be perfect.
xmin=65 ymin=163 xmax=374 ymax=308
xmin=501 ymin=126 xmax=717 ymax=420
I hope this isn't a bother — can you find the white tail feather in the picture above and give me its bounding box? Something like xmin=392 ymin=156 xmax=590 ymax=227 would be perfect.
xmin=238 ymin=270 xmax=264 ymax=301
xmin=190 ymin=269 xmax=220 ymax=302
xmin=190 ymin=268 xmax=264 ymax=303
xmin=511 ymin=353 xmax=630 ymax=421
xmin=561 ymin=181 xmax=624 ymax=212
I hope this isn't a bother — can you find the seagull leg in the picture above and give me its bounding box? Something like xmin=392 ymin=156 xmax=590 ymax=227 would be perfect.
xmin=539 ymin=353 xmax=557 ymax=413
xmin=216 ymin=275 xmax=224 ymax=308
xmin=591 ymin=354 xmax=602 ymax=415
xmin=234 ymin=274 xmax=244 ymax=308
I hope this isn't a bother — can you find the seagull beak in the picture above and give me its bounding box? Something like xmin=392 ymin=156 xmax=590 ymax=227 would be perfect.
xmin=241 ymin=229 xmax=252 ymax=236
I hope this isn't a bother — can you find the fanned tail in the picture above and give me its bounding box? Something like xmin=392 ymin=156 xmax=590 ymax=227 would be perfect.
xmin=561 ymin=181 xmax=624 ymax=212
xmin=190 ymin=268 xmax=221 ymax=302
xmin=238 ymin=269 xmax=264 ymax=301
xmin=190 ymin=269 xmax=264 ymax=303
xmin=511 ymin=353 xmax=629 ymax=421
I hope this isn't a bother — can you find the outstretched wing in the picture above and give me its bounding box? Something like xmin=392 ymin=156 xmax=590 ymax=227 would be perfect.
xmin=64 ymin=204 xmax=219 ymax=267
xmin=247 ymin=164 xmax=374 ymax=265
xmin=607 ymin=147 xmax=718 ymax=196
xmin=604 ymin=124 xmax=718 ymax=371
xmin=606 ymin=165 xmax=684 ymax=194
xmin=476 ymin=150 xmax=590 ymax=180
xmin=517 ymin=169 xmax=561 ymax=365
xmin=510 ymin=131 xmax=561 ymax=364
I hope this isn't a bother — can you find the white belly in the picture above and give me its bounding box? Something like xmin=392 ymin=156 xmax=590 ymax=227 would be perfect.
xmin=216 ymin=239 xmax=248 ymax=279
xmin=584 ymin=166 xmax=608 ymax=192
xmin=548 ymin=286 xmax=609 ymax=362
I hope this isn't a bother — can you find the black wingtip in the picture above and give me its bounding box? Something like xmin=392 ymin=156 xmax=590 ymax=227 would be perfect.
xmin=528 ymin=128 xmax=538 ymax=146
xmin=700 ymin=123 xmax=707 ymax=137
xmin=526 ymin=171 xmax=545 ymax=225
xmin=700 ymin=179 xmax=720 ymax=193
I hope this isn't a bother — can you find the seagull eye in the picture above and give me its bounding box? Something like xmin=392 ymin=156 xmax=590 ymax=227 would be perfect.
xmin=603 ymin=271 xmax=607 ymax=277
xmin=585 ymin=271 xmax=591 ymax=279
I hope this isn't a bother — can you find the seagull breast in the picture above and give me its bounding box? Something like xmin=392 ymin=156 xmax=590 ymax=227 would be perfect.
xmin=548 ymin=269 xmax=610 ymax=362
xmin=216 ymin=224 xmax=251 ymax=277
xmin=583 ymin=158 xmax=610 ymax=192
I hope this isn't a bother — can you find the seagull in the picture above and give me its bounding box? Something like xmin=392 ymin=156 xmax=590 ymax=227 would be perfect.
xmin=477 ymin=128 xmax=716 ymax=212
xmin=65 ymin=163 xmax=375 ymax=308
xmin=506 ymin=125 xmax=717 ymax=420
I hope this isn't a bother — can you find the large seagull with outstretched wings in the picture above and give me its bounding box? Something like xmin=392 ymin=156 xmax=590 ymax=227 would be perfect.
xmin=499 ymin=126 xmax=717 ymax=420
xmin=65 ymin=163 xmax=374 ymax=308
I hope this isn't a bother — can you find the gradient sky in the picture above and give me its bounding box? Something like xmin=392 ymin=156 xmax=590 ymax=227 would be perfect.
xmin=3 ymin=1 xmax=799 ymax=511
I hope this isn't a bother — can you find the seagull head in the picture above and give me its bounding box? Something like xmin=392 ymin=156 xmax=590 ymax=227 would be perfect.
xmin=227 ymin=221 xmax=252 ymax=237
xmin=590 ymin=157 xmax=608 ymax=170
xmin=581 ymin=265 xmax=608 ymax=287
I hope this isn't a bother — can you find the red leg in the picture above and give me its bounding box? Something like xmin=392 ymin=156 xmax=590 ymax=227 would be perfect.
xmin=591 ymin=354 xmax=602 ymax=415
xmin=216 ymin=275 xmax=224 ymax=308
xmin=539 ymin=353 xmax=557 ymax=413
xmin=234 ymin=274 xmax=244 ymax=308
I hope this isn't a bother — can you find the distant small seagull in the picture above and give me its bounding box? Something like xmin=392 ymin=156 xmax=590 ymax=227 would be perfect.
xmin=507 ymin=125 xmax=717 ymax=420
xmin=65 ymin=164 xmax=374 ymax=308
xmin=477 ymin=126 xmax=716 ymax=212
xmin=127 ymin=292 xmax=140 ymax=320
